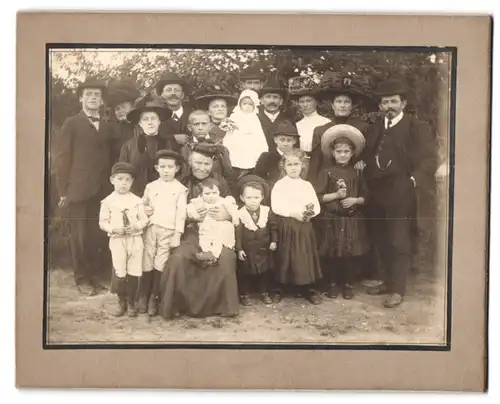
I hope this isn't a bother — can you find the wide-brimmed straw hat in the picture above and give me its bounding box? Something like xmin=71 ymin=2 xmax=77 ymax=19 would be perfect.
xmin=126 ymin=95 xmax=172 ymax=124
xmin=320 ymin=124 xmax=366 ymax=157
xmin=237 ymin=174 xmax=270 ymax=199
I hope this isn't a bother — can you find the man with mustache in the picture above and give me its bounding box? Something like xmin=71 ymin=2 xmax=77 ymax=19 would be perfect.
xmin=55 ymin=79 xmax=113 ymax=296
xmin=155 ymin=72 xmax=189 ymax=151
xmin=257 ymin=79 xmax=291 ymax=151
xmin=360 ymin=78 xmax=437 ymax=308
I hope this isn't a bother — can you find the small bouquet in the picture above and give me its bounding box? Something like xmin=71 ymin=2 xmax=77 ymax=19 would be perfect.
xmin=302 ymin=203 xmax=316 ymax=222
xmin=219 ymin=118 xmax=238 ymax=133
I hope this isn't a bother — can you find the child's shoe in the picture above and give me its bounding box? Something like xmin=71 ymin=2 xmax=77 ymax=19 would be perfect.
xmin=342 ymin=284 xmax=354 ymax=300
xmin=113 ymin=297 xmax=127 ymax=317
xmin=326 ymin=283 xmax=341 ymax=299
xmin=306 ymin=290 xmax=322 ymax=305
xmin=261 ymin=293 xmax=273 ymax=305
xmin=137 ymin=295 xmax=148 ymax=314
xmin=239 ymin=294 xmax=251 ymax=306
xmin=148 ymin=295 xmax=159 ymax=317
xmin=128 ymin=301 xmax=138 ymax=317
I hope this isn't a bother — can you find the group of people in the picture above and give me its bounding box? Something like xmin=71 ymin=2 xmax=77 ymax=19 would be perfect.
xmin=54 ymin=64 xmax=438 ymax=322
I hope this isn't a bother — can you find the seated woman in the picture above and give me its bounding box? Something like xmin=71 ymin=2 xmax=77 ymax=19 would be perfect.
xmin=158 ymin=143 xmax=240 ymax=319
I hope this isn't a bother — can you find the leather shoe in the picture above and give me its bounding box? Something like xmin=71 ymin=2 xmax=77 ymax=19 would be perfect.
xmin=77 ymin=283 xmax=97 ymax=296
xmin=306 ymin=291 xmax=322 ymax=305
xmin=383 ymin=293 xmax=404 ymax=308
xmin=326 ymin=283 xmax=341 ymax=299
xmin=270 ymin=292 xmax=282 ymax=303
xmin=240 ymin=295 xmax=251 ymax=306
xmin=261 ymin=293 xmax=272 ymax=305
xmin=366 ymin=283 xmax=389 ymax=296
xmin=342 ymin=285 xmax=354 ymax=300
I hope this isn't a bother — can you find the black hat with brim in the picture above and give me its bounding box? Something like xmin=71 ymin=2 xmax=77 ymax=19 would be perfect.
xmin=289 ymin=88 xmax=322 ymax=101
xmin=77 ymin=79 xmax=107 ymax=97
xmin=106 ymin=79 xmax=141 ymax=107
xmin=111 ymin=162 xmax=136 ymax=178
xmin=155 ymin=73 xmax=188 ymax=95
xmin=126 ymin=105 xmax=172 ymax=124
xmin=238 ymin=174 xmax=270 ymax=199
xmin=373 ymin=79 xmax=409 ymax=98
xmin=240 ymin=66 xmax=264 ymax=81
xmin=154 ymin=149 xmax=185 ymax=165
xmin=258 ymin=87 xmax=289 ymax=99
xmin=194 ymin=94 xmax=238 ymax=111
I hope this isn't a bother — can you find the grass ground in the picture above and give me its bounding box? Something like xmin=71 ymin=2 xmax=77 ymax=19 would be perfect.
xmin=46 ymin=265 xmax=447 ymax=345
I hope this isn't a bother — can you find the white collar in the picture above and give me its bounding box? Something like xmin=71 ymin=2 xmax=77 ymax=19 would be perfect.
xmin=172 ymin=105 xmax=184 ymax=119
xmin=239 ymin=206 xmax=270 ymax=231
xmin=192 ymin=133 xmax=210 ymax=143
xmin=264 ymin=110 xmax=280 ymax=121
xmin=302 ymin=111 xmax=319 ymax=120
xmin=276 ymin=148 xmax=285 ymax=156
xmin=385 ymin=111 xmax=404 ymax=128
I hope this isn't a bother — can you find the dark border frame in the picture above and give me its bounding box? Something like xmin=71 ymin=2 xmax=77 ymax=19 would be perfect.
xmin=43 ymin=43 xmax=458 ymax=351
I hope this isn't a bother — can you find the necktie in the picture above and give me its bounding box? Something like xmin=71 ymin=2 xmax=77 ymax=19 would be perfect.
xmin=87 ymin=115 xmax=100 ymax=123
xmin=375 ymin=118 xmax=393 ymax=169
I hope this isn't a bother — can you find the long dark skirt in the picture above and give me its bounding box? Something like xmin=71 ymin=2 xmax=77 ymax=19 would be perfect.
xmin=275 ymin=216 xmax=322 ymax=285
xmin=158 ymin=227 xmax=239 ymax=320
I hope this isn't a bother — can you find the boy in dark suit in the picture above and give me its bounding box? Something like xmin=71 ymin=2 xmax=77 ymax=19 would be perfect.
xmin=360 ymin=78 xmax=437 ymax=308
xmin=55 ymin=79 xmax=113 ymax=295
xmin=254 ymin=120 xmax=300 ymax=191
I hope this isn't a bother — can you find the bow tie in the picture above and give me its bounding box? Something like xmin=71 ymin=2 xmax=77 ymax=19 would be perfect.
xmin=87 ymin=115 xmax=100 ymax=123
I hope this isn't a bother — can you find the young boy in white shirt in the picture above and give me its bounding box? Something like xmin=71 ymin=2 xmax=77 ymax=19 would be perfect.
xmin=138 ymin=150 xmax=188 ymax=316
xmin=99 ymin=162 xmax=149 ymax=317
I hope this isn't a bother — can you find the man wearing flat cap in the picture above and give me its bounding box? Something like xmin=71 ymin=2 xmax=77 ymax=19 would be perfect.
xmin=55 ymin=78 xmax=114 ymax=295
xmin=257 ymin=78 xmax=291 ymax=152
xmin=360 ymin=78 xmax=437 ymax=308
xmin=156 ymin=72 xmax=191 ymax=149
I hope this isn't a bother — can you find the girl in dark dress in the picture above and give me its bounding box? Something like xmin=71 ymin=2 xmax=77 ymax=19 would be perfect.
xmin=235 ymin=175 xmax=278 ymax=306
xmin=314 ymin=124 xmax=370 ymax=299
xmin=158 ymin=145 xmax=239 ymax=319
xmin=270 ymin=149 xmax=323 ymax=305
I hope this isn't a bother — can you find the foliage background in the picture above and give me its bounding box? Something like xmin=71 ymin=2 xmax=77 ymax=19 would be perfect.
xmin=48 ymin=48 xmax=452 ymax=269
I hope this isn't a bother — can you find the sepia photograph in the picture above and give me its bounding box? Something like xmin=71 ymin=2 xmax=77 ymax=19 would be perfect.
xmin=45 ymin=45 xmax=454 ymax=347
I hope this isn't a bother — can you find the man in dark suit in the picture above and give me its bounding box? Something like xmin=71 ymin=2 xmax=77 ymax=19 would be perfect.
xmin=155 ymin=72 xmax=189 ymax=152
xmin=257 ymin=79 xmax=290 ymax=152
xmin=55 ymin=79 xmax=113 ymax=295
xmin=361 ymin=79 xmax=437 ymax=308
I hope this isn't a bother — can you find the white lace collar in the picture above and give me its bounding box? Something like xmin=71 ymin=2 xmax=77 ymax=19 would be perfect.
xmin=239 ymin=206 xmax=269 ymax=231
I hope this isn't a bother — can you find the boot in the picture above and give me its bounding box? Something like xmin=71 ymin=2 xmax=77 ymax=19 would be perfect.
xmin=148 ymin=269 xmax=162 ymax=317
xmin=137 ymin=271 xmax=153 ymax=314
xmin=112 ymin=276 xmax=127 ymax=317
xmin=126 ymin=275 xmax=139 ymax=317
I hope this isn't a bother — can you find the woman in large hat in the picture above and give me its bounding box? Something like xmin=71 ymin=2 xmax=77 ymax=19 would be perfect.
xmin=288 ymin=76 xmax=332 ymax=157
xmin=193 ymin=83 xmax=239 ymax=143
xmin=313 ymin=124 xmax=370 ymax=300
xmin=307 ymin=71 xmax=374 ymax=184
xmin=118 ymin=94 xmax=174 ymax=195
xmin=107 ymin=78 xmax=142 ymax=163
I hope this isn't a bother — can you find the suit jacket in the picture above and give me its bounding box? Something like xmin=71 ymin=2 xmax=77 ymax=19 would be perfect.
xmin=254 ymin=149 xmax=284 ymax=190
xmin=54 ymin=111 xmax=112 ymax=202
xmin=362 ymin=114 xmax=437 ymax=188
xmin=109 ymin=120 xmax=136 ymax=164
xmin=158 ymin=105 xmax=191 ymax=152
xmin=307 ymin=117 xmax=369 ymax=185
xmin=257 ymin=109 xmax=290 ymax=152
xmin=119 ymin=134 xmax=173 ymax=197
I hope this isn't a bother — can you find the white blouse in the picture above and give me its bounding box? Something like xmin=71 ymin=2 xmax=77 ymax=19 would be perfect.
xmin=271 ymin=176 xmax=321 ymax=219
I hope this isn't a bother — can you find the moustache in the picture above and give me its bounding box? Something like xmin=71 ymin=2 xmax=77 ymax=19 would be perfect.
xmin=267 ymin=103 xmax=278 ymax=107
xmin=167 ymin=96 xmax=179 ymax=101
